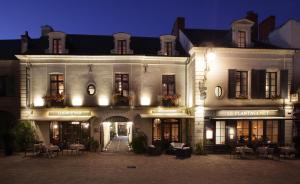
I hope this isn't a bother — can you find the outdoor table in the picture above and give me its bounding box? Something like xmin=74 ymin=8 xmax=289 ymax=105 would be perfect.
xmin=45 ymin=145 xmax=60 ymax=158
xmin=279 ymin=146 xmax=296 ymax=158
xmin=236 ymin=146 xmax=254 ymax=158
xmin=257 ymin=147 xmax=274 ymax=158
xmin=69 ymin=144 xmax=85 ymax=154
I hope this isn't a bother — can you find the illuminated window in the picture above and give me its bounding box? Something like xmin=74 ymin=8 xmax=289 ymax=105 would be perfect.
xmin=266 ymin=72 xmax=277 ymax=98
xmin=215 ymin=121 xmax=226 ymax=144
xmin=50 ymin=74 xmax=64 ymax=96
xmin=251 ymin=120 xmax=264 ymax=141
xmin=115 ymin=74 xmax=129 ymax=96
xmin=235 ymin=71 xmax=248 ymax=98
xmin=266 ymin=120 xmax=278 ymax=143
xmin=53 ymin=39 xmax=62 ymax=54
xmin=164 ymin=41 xmax=173 ymax=56
xmin=162 ymin=75 xmax=175 ymax=96
xmin=229 ymin=127 xmax=235 ymax=140
xmin=152 ymin=119 xmax=161 ymax=141
xmin=237 ymin=120 xmax=249 ymax=143
xmin=117 ymin=40 xmax=127 ymax=54
xmin=237 ymin=31 xmax=246 ymax=48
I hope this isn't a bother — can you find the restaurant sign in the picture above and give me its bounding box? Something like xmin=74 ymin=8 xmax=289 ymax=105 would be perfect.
xmin=216 ymin=110 xmax=279 ymax=117
xmin=48 ymin=111 xmax=91 ymax=117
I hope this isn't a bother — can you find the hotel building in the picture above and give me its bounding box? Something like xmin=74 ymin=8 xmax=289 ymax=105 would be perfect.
xmin=0 ymin=12 xmax=298 ymax=152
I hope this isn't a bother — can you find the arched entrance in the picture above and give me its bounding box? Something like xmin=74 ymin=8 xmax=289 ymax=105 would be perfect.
xmin=102 ymin=116 xmax=133 ymax=152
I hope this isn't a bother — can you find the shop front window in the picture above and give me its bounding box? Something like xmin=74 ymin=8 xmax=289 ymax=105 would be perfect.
xmin=50 ymin=121 xmax=90 ymax=145
xmin=215 ymin=121 xmax=225 ymax=144
xmin=237 ymin=120 xmax=249 ymax=144
xmin=252 ymin=120 xmax=264 ymax=141
xmin=266 ymin=120 xmax=278 ymax=143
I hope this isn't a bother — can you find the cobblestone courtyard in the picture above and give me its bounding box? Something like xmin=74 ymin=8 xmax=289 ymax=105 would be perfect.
xmin=1 ymin=153 xmax=300 ymax=184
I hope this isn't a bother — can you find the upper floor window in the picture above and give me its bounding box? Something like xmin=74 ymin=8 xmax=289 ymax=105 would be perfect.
xmin=164 ymin=42 xmax=173 ymax=56
xmin=162 ymin=75 xmax=175 ymax=96
xmin=50 ymin=74 xmax=64 ymax=96
xmin=237 ymin=31 xmax=246 ymax=48
xmin=235 ymin=71 xmax=248 ymax=98
xmin=53 ymin=39 xmax=62 ymax=54
xmin=115 ymin=74 xmax=129 ymax=97
xmin=117 ymin=40 xmax=127 ymax=54
xmin=266 ymin=72 xmax=277 ymax=99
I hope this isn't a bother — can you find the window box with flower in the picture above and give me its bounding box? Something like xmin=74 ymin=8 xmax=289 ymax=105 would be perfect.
xmin=162 ymin=94 xmax=180 ymax=107
xmin=43 ymin=94 xmax=65 ymax=107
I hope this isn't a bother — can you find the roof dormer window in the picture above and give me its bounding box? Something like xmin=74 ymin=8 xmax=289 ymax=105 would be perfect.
xmin=111 ymin=33 xmax=133 ymax=55
xmin=159 ymin=35 xmax=178 ymax=56
xmin=53 ymin=39 xmax=62 ymax=54
xmin=117 ymin=40 xmax=127 ymax=54
xmin=237 ymin=31 xmax=246 ymax=48
xmin=164 ymin=41 xmax=173 ymax=56
xmin=47 ymin=31 xmax=68 ymax=54
xmin=231 ymin=19 xmax=254 ymax=48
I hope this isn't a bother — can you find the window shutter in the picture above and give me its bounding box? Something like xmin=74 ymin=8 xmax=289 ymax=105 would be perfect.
xmin=258 ymin=70 xmax=266 ymax=99
xmin=228 ymin=69 xmax=236 ymax=99
xmin=251 ymin=70 xmax=259 ymax=99
xmin=280 ymin=70 xmax=288 ymax=98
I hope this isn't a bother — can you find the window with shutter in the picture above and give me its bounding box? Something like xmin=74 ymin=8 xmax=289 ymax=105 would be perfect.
xmin=280 ymin=70 xmax=288 ymax=98
xmin=228 ymin=69 xmax=236 ymax=99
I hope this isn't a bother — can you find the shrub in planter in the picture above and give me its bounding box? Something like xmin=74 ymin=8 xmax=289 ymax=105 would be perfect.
xmin=14 ymin=121 xmax=37 ymax=152
xmin=292 ymin=136 xmax=300 ymax=157
xmin=89 ymin=139 xmax=100 ymax=152
xmin=194 ymin=141 xmax=206 ymax=155
xmin=131 ymin=132 xmax=147 ymax=154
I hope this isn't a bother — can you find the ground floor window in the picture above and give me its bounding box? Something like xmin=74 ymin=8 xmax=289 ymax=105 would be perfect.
xmin=266 ymin=120 xmax=279 ymax=143
xmin=50 ymin=121 xmax=90 ymax=145
xmin=215 ymin=121 xmax=225 ymax=144
xmin=251 ymin=120 xmax=264 ymax=141
xmin=204 ymin=119 xmax=282 ymax=145
xmin=152 ymin=118 xmax=180 ymax=142
xmin=237 ymin=120 xmax=249 ymax=144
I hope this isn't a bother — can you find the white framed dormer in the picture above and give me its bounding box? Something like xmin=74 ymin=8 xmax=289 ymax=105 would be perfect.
xmin=231 ymin=19 xmax=254 ymax=48
xmin=158 ymin=35 xmax=178 ymax=56
xmin=46 ymin=32 xmax=68 ymax=54
xmin=111 ymin=32 xmax=133 ymax=55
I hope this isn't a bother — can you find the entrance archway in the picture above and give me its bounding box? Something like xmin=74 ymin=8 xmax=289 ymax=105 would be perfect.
xmin=102 ymin=116 xmax=133 ymax=152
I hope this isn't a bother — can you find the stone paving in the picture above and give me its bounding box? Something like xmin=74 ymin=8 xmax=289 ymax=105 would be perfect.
xmin=106 ymin=136 xmax=130 ymax=153
xmin=0 ymin=153 xmax=300 ymax=184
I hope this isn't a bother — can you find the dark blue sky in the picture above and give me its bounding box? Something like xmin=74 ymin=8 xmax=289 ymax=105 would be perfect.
xmin=1 ymin=0 xmax=300 ymax=39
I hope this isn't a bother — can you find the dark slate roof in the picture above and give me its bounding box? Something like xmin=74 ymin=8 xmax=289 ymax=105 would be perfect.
xmin=24 ymin=34 xmax=187 ymax=56
xmin=183 ymin=28 xmax=280 ymax=49
xmin=0 ymin=39 xmax=20 ymax=60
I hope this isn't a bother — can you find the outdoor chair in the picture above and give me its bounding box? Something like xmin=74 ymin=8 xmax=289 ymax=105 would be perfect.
xmin=175 ymin=147 xmax=192 ymax=159
xmin=147 ymin=145 xmax=162 ymax=156
xmin=166 ymin=142 xmax=185 ymax=155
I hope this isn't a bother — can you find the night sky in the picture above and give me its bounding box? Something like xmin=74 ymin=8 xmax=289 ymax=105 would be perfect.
xmin=1 ymin=0 xmax=300 ymax=39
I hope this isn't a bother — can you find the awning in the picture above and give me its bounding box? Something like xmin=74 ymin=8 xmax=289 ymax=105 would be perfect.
xmin=21 ymin=116 xmax=92 ymax=122
xmin=140 ymin=113 xmax=194 ymax=119
xmin=212 ymin=117 xmax=293 ymax=120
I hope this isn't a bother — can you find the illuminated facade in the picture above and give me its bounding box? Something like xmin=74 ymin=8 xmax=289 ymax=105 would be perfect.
xmin=1 ymin=13 xmax=298 ymax=153
xmin=176 ymin=15 xmax=295 ymax=152
xmin=17 ymin=26 xmax=192 ymax=149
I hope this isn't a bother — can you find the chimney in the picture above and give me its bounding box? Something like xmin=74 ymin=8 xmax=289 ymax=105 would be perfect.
xmin=245 ymin=11 xmax=258 ymax=40
xmin=21 ymin=31 xmax=30 ymax=54
xmin=259 ymin=16 xmax=276 ymax=41
xmin=41 ymin=25 xmax=54 ymax=37
xmin=171 ymin=17 xmax=185 ymax=38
